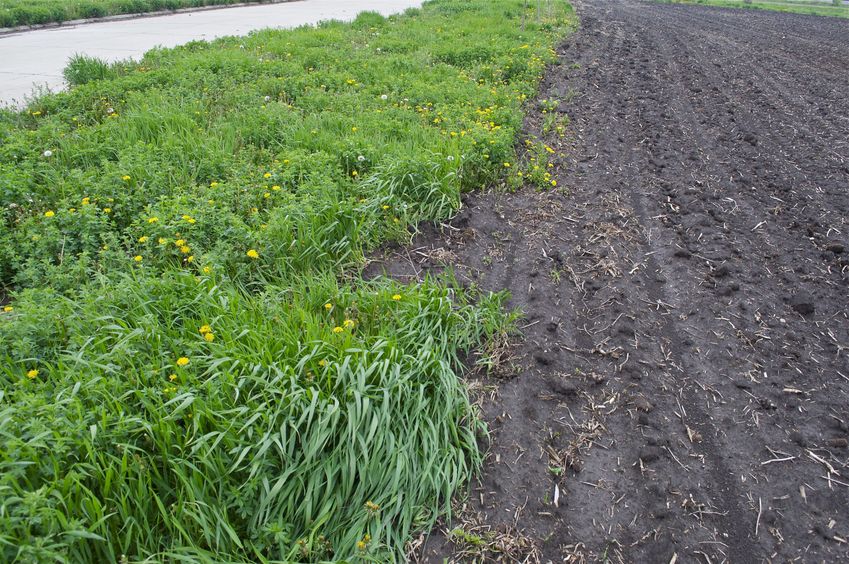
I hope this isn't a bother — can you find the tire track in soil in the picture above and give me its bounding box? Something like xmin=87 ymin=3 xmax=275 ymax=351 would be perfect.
xmin=365 ymin=1 xmax=849 ymax=562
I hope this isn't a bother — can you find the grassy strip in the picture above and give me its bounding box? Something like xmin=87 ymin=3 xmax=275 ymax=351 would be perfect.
xmin=0 ymin=0 xmax=276 ymax=28
xmin=0 ymin=0 xmax=574 ymax=562
xmin=655 ymin=0 xmax=849 ymax=18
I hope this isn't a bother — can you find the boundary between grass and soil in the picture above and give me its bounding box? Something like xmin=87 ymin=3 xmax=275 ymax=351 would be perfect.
xmin=0 ymin=0 xmax=300 ymax=37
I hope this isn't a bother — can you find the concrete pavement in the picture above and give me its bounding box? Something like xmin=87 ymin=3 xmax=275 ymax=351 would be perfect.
xmin=0 ymin=0 xmax=422 ymax=107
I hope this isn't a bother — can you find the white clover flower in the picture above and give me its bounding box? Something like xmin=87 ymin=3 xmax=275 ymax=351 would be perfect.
xmin=42 ymin=150 xmax=53 ymax=157
xmin=447 ymin=155 xmax=454 ymax=161
xmin=264 ymin=95 xmax=271 ymax=102
xmin=357 ymin=155 xmax=365 ymax=162
xmin=380 ymin=94 xmax=388 ymax=100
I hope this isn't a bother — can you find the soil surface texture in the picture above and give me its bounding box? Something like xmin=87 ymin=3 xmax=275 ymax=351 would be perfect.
xmin=367 ymin=0 xmax=849 ymax=561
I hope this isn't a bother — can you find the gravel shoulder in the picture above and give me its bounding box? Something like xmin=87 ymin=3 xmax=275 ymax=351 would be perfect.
xmin=367 ymin=0 xmax=849 ymax=561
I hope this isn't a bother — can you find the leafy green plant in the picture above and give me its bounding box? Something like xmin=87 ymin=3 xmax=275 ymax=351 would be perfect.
xmin=0 ymin=0 xmax=576 ymax=561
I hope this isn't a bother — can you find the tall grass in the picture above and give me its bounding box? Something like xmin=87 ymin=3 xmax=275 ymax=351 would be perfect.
xmin=0 ymin=1 xmax=574 ymax=561
xmin=0 ymin=0 xmax=277 ymax=28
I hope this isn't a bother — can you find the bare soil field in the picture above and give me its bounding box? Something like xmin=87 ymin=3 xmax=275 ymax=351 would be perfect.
xmin=367 ymin=0 xmax=849 ymax=561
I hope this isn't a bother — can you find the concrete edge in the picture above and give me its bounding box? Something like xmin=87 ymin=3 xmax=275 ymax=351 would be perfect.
xmin=0 ymin=0 xmax=300 ymax=37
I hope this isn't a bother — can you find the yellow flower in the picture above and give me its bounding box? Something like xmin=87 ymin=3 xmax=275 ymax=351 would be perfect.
xmin=176 ymin=357 xmax=190 ymax=367
xmin=272 ymin=185 xmax=281 ymax=191
xmin=210 ymin=181 xmax=219 ymax=188
xmin=356 ymin=541 xmax=366 ymax=551
xmin=199 ymin=325 xmax=211 ymax=334
xmin=204 ymin=332 xmax=215 ymax=342
xmin=343 ymin=319 xmax=355 ymax=329
xmin=3 ymin=306 xmax=13 ymax=312
xmin=158 ymin=237 xmax=168 ymax=245
xmin=264 ymin=192 xmax=271 ymax=198
xmin=175 ymin=239 xmax=186 ymax=247
xmin=202 ymin=266 xmax=212 ymax=274
xmin=382 ymin=205 xmax=390 ymax=210
xmin=318 ymin=359 xmax=327 ymax=367
xmin=182 ymin=215 xmax=196 ymax=224
xmin=122 ymin=175 xmax=131 ymax=181
xmin=186 ymin=255 xmax=194 ymax=263
xmin=351 ymin=170 xmax=358 ymax=177
xmin=392 ymin=294 xmax=402 ymax=301
xmin=263 ymin=172 xmax=272 ymax=179
xmin=102 ymin=208 xmax=111 ymax=214
xmin=147 ymin=217 xmax=158 ymax=223
xmin=44 ymin=210 xmax=55 ymax=218
xmin=247 ymin=249 xmax=259 ymax=259
xmin=365 ymin=500 xmax=380 ymax=512
xmin=503 ymin=162 xmax=511 ymax=168
xmin=332 ymin=326 xmax=344 ymax=334
xmin=324 ymin=303 xmax=332 ymax=310
xmin=133 ymin=255 xmax=143 ymax=262
xmin=180 ymin=246 xmax=191 ymax=254
xmin=551 ymin=180 xmax=557 ymax=187
xmin=138 ymin=236 xmax=149 ymax=243
xmin=27 ymin=369 xmax=39 ymax=379
xmin=169 ymin=374 xmax=177 ymax=382
xmin=352 ymin=127 xmax=358 ymax=132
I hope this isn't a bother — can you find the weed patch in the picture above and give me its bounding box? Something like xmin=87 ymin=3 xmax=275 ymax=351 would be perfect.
xmin=0 ymin=0 xmax=575 ymax=561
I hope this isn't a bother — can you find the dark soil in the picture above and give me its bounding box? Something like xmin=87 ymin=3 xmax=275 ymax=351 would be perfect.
xmin=367 ymin=0 xmax=849 ymax=561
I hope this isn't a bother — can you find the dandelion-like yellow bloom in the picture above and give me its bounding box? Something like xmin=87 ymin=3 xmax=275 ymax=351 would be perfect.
xmin=180 ymin=246 xmax=191 ymax=254
xmin=365 ymin=500 xmax=380 ymax=512
xmin=324 ymin=303 xmax=332 ymax=310
xmin=247 ymin=249 xmax=259 ymax=259
xmin=27 ymin=369 xmax=38 ymax=379
xmin=382 ymin=205 xmax=390 ymax=210
xmin=343 ymin=319 xmax=355 ymax=329
xmin=158 ymin=237 xmax=168 ymax=245
xmin=169 ymin=374 xmax=177 ymax=382
xmin=356 ymin=541 xmax=366 ymax=551
xmin=272 ymin=185 xmax=281 ymax=191
xmin=263 ymin=172 xmax=272 ymax=179
xmin=3 ymin=306 xmax=13 ymax=312
xmin=186 ymin=255 xmax=194 ymax=263
xmin=199 ymin=325 xmax=211 ymax=335
xmin=392 ymin=294 xmax=402 ymax=301
xmin=44 ymin=210 xmax=55 ymax=218
xmin=318 ymin=359 xmax=327 ymax=367
xmin=204 ymin=332 xmax=215 ymax=342
xmin=122 ymin=175 xmax=131 ymax=181
xmin=332 ymin=326 xmax=344 ymax=334
xmin=103 ymin=208 xmax=111 ymax=214
xmin=176 ymin=357 xmax=189 ymax=367
xmin=133 ymin=255 xmax=142 ymax=262
xmin=351 ymin=170 xmax=358 ymax=177
xmin=175 ymin=239 xmax=186 ymax=247
xmin=210 ymin=181 xmax=219 ymax=187
xmin=148 ymin=217 xmax=158 ymax=223
xmin=202 ymin=266 xmax=212 ymax=274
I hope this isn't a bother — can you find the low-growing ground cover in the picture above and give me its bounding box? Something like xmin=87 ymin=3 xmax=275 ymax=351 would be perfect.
xmin=0 ymin=0 xmax=574 ymax=562
xmin=656 ymin=0 xmax=849 ymax=18
xmin=0 ymin=0 xmax=275 ymax=28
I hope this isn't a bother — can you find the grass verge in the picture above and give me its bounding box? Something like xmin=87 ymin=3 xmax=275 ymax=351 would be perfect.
xmin=0 ymin=0 xmax=280 ymax=28
xmin=654 ymin=0 xmax=849 ymax=18
xmin=0 ymin=0 xmax=575 ymax=561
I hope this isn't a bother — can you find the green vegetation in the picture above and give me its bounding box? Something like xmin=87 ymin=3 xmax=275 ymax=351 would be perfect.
xmin=0 ymin=0 xmax=574 ymax=561
xmin=0 ymin=0 xmax=279 ymax=28
xmin=656 ymin=0 xmax=849 ymax=18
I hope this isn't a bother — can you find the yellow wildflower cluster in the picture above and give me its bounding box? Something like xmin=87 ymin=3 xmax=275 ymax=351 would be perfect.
xmin=199 ymin=325 xmax=215 ymax=342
